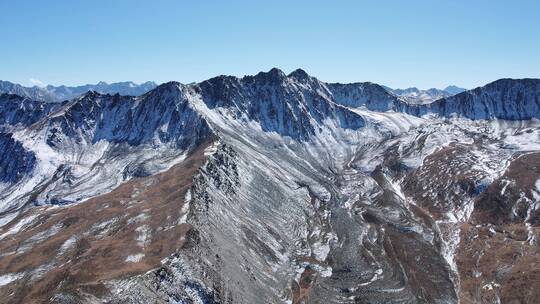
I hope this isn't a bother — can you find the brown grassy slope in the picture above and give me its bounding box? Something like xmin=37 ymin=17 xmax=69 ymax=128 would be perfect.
xmin=0 ymin=140 xmax=212 ymax=304
xmin=457 ymin=152 xmax=540 ymax=304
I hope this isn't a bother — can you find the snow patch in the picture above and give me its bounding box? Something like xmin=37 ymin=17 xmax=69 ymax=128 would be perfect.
xmin=0 ymin=214 xmax=38 ymax=239
xmin=0 ymin=212 xmax=18 ymax=229
xmin=59 ymin=235 xmax=78 ymax=252
xmin=127 ymin=213 xmax=149 ymax=225
xmin=0 ymin=273 xmax=24 ymax=286
xmin=125 ymin=253 xmax=145 ymax=263
xmin=312 ymin=240 xmax=330 ymax=262
xmin=204 ymin=141 xmax=220 ymax=156
xmin=135 ymin=225 xmax=151 ymax=248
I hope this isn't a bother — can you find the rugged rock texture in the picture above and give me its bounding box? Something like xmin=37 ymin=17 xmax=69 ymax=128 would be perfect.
xmin=331 ymin=78 xmax=540 ymax=121
xmin=404 ymin=79 xmax=540 ymax=120
xmin=0 ymin=93 xmax=60 ymax=130
xmin=0 ymin=84 xmax=213 ymax=216
xmin=327 ymin=82 xmax=399 ymax=111
xmin=456 ymin=152 xmax=540 ymax=304
xmin=43 ymin=85 xmax=211 ymax=148
xmin=0 ymin=133 xmax=36 ymax=183
xmin=0 ymin=140 xmax=212 ymax=303
xmin=195 ymin=68 xmax=365 ymax=140
xmin=0 ymin=69 xmax=539 ymax=303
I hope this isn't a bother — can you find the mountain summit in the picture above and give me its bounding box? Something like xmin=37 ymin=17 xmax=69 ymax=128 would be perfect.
xmin=0 ymin=69 xmax=539 ymax=303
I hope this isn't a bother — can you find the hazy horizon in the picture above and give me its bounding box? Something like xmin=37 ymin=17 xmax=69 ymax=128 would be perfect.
xmin=1 ymin=67 xmax=474 ymax=91
xmin=1 ymin=0 xmax=539 ymax=89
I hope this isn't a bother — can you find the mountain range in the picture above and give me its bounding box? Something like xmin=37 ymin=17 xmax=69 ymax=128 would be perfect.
xmin=0 ymin=80 xmax=158 ymax=103
xmin=0 ymin=68 xmax=539 ymax=304
xmin=0 ymin=79 xmax=467 ymax=106
xmin=383 ymin=85 xmax=467 ymax=104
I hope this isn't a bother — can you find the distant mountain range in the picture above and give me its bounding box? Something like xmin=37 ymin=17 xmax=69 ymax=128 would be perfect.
xmin=383 ymin=85 xmax=467 ymax=104
xmin=0 ymin=80 xmax=158 ymax=102
xmin=0 ymin=79 xmax=467 ymax=105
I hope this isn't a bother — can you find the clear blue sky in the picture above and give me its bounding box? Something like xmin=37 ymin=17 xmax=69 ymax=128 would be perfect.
xmin=1 ymin=0 xmax=539 ymax=89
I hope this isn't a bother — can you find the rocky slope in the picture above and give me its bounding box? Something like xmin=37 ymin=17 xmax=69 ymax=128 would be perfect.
xmin=327 ymin=82 xmax=399 ymax=111
xmin=418 ymin=78 xmax=540 ymax=120
xmin=0 ymin=69 xmax=538 ymax=303
xmin=0 ymin=93 xmax=62 ymax=130
xmin=330 ymin=78 xmax=540 ymax=120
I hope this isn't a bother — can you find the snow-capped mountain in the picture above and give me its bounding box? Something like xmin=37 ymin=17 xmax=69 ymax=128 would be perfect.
xmin=0 ymin=80 xmax=157 ymax=103
xmin=402 ymin=78 xmax=540 ymax=119
xmin=0 ymin=69 xmax=538 ymax=304
xmin=0 ymin=81 xmax=57 ymax=103
xmin=0 ymin=93 xmax=61 ymax=130
xmin=44 ymin=81 xmax=158 ymax=101
xmin=195 ymin=68 xmax=365 ymax=140
xmin=326 ymin=81 xmax=399 ymax=111
xmin=384 ymin=85 xmax=466 ymax=104
xmin=332 ymin=79 xmax=540 ymax=120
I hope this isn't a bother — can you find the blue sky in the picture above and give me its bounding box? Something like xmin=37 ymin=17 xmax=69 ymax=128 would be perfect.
xmin=1 ymin=0 xmax=539 ymax=89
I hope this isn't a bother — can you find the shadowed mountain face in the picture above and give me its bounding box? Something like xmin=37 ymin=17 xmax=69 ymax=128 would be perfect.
xmin=194 ymin=68 xmax=365 ymax=140
xmin=327 ymin=82 xmax=399 ymax=111
xmin=428 ymin=79 xmax=540 ymax=120
xmin=0 ymin=93 xmax=62 ymax=129
xmin=329 ymin=78 xmax=540 ymax=120
xmin=0 ymin=69 xmax=539 ymax=304
xmin=0 ymin=133 xmax=36 ymax=183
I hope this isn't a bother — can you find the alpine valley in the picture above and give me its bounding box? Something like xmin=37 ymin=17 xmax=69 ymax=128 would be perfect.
xmin=0 ymin=68 xmax=539 ymax=304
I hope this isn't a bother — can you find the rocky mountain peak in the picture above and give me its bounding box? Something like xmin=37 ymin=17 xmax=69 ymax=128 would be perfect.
xmin=481 ymin=78 xmax=540 ymax=92
xmin=0 ymin=70 xmax=540 ymax=304
xmin=326 ymin=81 xmax=400 ymax=111
xmin=397 ymin=78 xmax=540 ymax=119
xmin=150 ymin=81 xmax=182 ymax=93
xmin=288 ymin=68 xmax=311 ymax=81
xmin=80 ymin=90 xmax=101 ymax=99
xmin=249 ymin=68 xmax=288 ymax=85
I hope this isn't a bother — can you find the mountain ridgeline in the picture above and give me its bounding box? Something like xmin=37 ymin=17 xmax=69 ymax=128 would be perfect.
xmin=42 ymin=86 xmax=211 ymax=149
xmin=328 ymin=77 xmax=540 ymax=120
xmin=382 ymin=85 xmax=466 ymax=104
xmin=2 ymin=70 xmax=538 ymax=142
xmin=0 ymin=80 xmax=157 ymax=103
xmin=0 ymin=70 xmax=538 ymax=192
xmin=404 ymin=78 xmax=540 ymax=120
xmin=0 ymin=69 xmax=539 ymax=304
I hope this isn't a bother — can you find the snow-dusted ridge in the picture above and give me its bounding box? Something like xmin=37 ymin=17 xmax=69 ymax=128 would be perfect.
xmin=0 ymin=80 xmax=157 ymax=103
xmin=383 ymin=85 xmax=466 ymax=104
xmin=0 ymin=69 xmax=539 ymax=303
